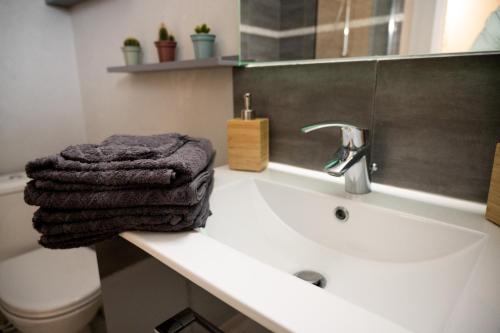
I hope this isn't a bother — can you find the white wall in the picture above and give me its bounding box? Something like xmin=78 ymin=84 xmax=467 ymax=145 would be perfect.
xmin=0 ymin=191 xmax=38 ymax=262
xmin=0 ymin=0 xmax=239 ymax=174
xmin=0 ymin=0 xmax=238 ymax=261
xmin=70 ymin=0 xmax=239 ymax=166
xmin=0 ymin=0 xmax=86 ymax=174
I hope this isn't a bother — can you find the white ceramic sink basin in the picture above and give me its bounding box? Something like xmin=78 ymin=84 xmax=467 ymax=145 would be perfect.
xmin=123 ymin=163 xmax=498 ymax=333
xmin=250 ymin=179 xmax=483 ymax=262
xmin=203 ymin=171 xmax=487 ymax=333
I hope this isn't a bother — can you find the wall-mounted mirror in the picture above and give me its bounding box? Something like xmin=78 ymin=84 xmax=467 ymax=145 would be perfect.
xmin=240 ymin=0 xmax=500 ymax=63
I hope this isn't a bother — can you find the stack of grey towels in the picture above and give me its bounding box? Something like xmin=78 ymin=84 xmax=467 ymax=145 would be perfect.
xmin=24 ymin=133 xmax=215 ymax=249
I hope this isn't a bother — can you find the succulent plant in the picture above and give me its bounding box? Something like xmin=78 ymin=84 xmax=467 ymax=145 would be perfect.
xmin=194 ymin=23 xmax=210 ymax=34
xmin=123 ymin=37 xmax=140 ymax=47
xmin=159 ymin=23 xmax=168 ymax=41
xmin=168 ymin=35 xmax=175 ymax=42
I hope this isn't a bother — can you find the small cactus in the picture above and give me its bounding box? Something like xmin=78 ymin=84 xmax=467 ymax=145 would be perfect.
xmin=123 ymin=37 xmax=140 ymax=47
xmin=168 ymin=35 xmax=175 ymax=42
xmin=159 ymin=23 xmax=168 ymax=41
xmin=194 ymin=23 xmax=210 ymax=34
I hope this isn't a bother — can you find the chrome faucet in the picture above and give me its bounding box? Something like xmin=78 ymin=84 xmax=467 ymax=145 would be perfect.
xmin=301 ymin=122 xmax=374 ymax=194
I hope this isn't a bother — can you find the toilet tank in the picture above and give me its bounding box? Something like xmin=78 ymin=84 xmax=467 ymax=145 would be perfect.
xmin=0 ymin=173 xmax=39 ymax=261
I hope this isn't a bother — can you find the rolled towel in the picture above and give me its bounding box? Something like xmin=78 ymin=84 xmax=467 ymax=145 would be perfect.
xmin=25 ymin=169 xmax=213 ymax=209
xmin=26 ymin=134 xmax=214 ymax=187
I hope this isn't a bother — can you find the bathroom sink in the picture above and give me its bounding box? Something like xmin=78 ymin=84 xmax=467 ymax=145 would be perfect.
xmin=206 ymin=178 xmax=483 ymax=263
xmin=202 ymin=167 xmax=487 ymax=333
xmin=122 ymin=163 xmax=496 ymax=333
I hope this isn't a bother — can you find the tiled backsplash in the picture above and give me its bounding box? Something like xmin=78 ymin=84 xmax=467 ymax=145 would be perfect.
xmin=233 ymin=53 xmax=500 ymax=202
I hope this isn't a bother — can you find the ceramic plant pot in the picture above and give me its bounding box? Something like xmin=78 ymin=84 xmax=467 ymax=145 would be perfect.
xmin=155 ymin=41 xmax=177 ymax=62
xmin=190 ymin=34 xmax=216 ymax=59
xmin=121 ymin=46 xmax=141 ymax=65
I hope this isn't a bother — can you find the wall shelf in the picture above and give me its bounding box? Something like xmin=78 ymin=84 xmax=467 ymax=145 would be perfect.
xmin=107 ymin=56 xmax=240 ymax=74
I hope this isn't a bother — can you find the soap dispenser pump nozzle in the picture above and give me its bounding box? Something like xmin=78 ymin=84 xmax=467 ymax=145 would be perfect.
xmin=241 ymin=93 xmax=254 ymax=120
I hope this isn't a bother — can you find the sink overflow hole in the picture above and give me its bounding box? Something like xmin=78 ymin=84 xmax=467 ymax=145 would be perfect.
xmin=334 ymin=206 xmax=349 ymax=222
xmin=294 ymin=271 xmax=327 ymax=288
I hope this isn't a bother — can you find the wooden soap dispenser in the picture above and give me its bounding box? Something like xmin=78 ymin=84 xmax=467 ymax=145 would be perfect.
xmin=227 ymin=93 xmax=269 ymax=172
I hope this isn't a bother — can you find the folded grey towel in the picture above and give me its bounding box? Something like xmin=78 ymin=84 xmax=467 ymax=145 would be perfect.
xmin=33 ymin=186 xmax=211 ymax=229
xmin=26 ymin=134 xmax=214 ymax=187
xmin=37 ymin=191 xmax=212 ymax=249
xmin=40 ymin=231 xmax=120 ymax=249
xmin=39 ymin=210 xmax=210 ymax=249
xmin=31 ymin=178 xmax=168 ymax=192
xmin=61 ymin=133 xmax=188 ymax=163
xmin=30 ymin=156 xmax=215 ymax=192
xmin=25 ymin=169 xmax=213 ymax=209
xmin=24 ymin=133 xmax=216 ymax=249
xmin=34 ymin=181 xmax=212 ymax=236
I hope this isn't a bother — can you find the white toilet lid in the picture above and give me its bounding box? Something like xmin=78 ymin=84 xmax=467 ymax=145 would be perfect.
xmin=0 ymin=247 xmax=101 ymax=318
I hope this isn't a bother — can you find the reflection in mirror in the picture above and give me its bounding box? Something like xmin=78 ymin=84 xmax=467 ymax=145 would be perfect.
xmin=240 ymin=0 xmax=500 ymax=63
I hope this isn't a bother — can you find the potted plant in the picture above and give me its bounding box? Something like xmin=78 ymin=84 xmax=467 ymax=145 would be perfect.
xmin=191 ymin=23 xmax=216 ymax=59
xmin=121 ymin=37 xmax=141 ymax=66
xmin=155 ymin=23 xmax=177 ymax=62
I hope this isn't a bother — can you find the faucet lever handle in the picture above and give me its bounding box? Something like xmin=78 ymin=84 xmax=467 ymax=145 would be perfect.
xmin=301 ymin=122 xmax=368 ymax=149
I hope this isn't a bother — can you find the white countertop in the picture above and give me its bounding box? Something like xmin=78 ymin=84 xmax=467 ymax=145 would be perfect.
xmin=120 ymin=163 xmax=500 ymax=333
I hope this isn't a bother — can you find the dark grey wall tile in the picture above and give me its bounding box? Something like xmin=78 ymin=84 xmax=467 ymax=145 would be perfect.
xmin=280 ymin=34 xmax=316 ymax=60
xmin=233 ymin=53 xmax=500 ymax=202
xmin=241 ymin=33 xmax=280 ymax=62
xmin=241 ymin=0 xmax=319 ymax=62
xmin=280 ymin=0 xmax=318 ymax=30
xmin=372 ymin=54 xmax=500 ymax=202
xmin=233 ymin=61 xmax=377 ymax=170
xmin=240 ymin=0 xmax=281 ymax=30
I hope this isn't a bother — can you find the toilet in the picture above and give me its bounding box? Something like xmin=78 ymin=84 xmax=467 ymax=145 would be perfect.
xmin=0 ymin=173 xmax=101 ymax=333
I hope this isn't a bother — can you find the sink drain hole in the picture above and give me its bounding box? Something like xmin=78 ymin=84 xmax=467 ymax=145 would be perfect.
xmin=294 ymin=271 xmax=327 ymax=288
xmin=334 ymin=206 xmax=349 ymax=222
